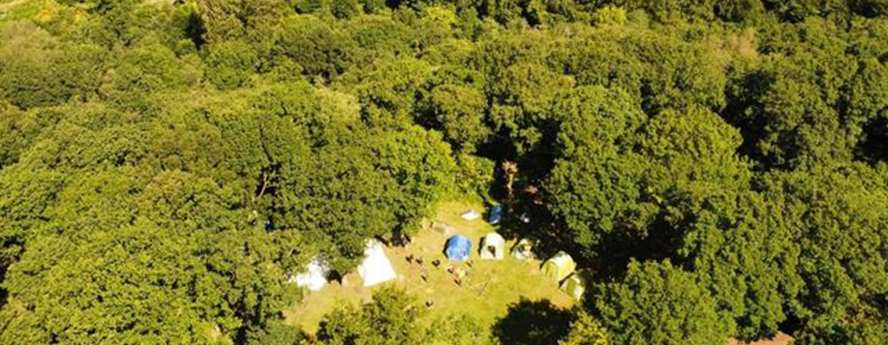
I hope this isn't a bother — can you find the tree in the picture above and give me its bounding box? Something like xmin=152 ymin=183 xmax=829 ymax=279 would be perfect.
xmin=370 ymin=126 xmax=456 ymax=236
xmin=759 ymin=164 xmax=888 ymax=329
xmin=677 ymin=190 xmax=800 ymax=340
xmin=417 ymin=65 xmax=490 ymax=152
xmin=99 ymin=43 xmax=191 ymax=109
xmin=316 ymin=286 xmax=426 ymax=345
xmin=723 ymin=18 xmax=888 ymax=169
xmin=545 ymin=86 xmax=651 ymax=261
xmin=205 ymin=39 xmax=259 ymax=90
xmin=547 ymin=100 xmax=751 ymax=264
xmin=590 ymin=260 xmax=729 ymax=345
xmin=273 ymin=16 xmax=356 ymax=80
xmin=558 ymin=311 xmax=611 ymax=345
xmin=0 ymin=22 xmax=104 ymax=109
xmin=338 ymin=56 xmax=433 ymax=127
xmin=425 ymin=313 xmax=495 ymax=345
xmin=193 ymin=0 xmax=286 ymax=44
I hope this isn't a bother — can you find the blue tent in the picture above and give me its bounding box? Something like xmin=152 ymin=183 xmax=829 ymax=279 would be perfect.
xmin=445 ymin=235 xmax=472 ymax=262
xmin=488 ymin=206 xmax=504 ymax=225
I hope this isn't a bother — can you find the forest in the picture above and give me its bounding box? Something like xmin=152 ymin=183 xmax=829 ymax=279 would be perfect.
xmin=0 ymin=0 xmax=887 ymax=344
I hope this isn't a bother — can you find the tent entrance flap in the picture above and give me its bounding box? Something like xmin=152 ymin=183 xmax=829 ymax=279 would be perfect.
xmin=479 ymin=232 xmax=505 ymax=260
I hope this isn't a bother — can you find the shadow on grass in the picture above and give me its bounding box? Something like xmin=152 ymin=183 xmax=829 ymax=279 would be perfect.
xmin=491 ymin=298 xmax=574 ymax=345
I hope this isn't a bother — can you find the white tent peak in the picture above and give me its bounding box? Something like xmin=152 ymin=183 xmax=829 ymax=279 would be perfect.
xmin=358 ymin=240 xmax=397 ymax=287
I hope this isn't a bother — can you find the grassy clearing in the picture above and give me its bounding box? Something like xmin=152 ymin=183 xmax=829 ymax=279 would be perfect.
xmin=284 ymin=200 xmax=574 ymax=334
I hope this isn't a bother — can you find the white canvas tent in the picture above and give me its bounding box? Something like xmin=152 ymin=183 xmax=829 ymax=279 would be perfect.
xmin=480 ymin=232 xmax=505 ymax=260
xmin=290 ymin=257 xmax=330 ymax=291
xmin=358 ymin=240 xmax=397 ymax=287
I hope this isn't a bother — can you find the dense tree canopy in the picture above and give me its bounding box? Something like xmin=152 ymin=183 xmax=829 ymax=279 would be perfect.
xmin=1 ymin=0 xmax=887 ymax=343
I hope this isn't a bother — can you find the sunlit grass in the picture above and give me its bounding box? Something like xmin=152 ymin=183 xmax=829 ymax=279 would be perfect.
xmin=284 ymin=200 xmax=575 ymax=334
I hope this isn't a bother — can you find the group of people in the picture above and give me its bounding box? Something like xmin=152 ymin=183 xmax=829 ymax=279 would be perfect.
xmin=406 ymin=253 xmax=470 ymax=288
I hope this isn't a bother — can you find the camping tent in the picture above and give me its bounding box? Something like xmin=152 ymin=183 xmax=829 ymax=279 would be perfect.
xmin=560 ymin=270 xmax=592 ymax=300
xmin=480 ymin=232 xmax=505 ymax=260
xmin=511 ymin=239 xmax=535 ymax=260
xmin=290 ymin=257 xmax=330 ymax=291
xmin=541 ymin=251 xmax=576 ymax=282
xmin=445 ymin=235 xmax=472 ymax=262
xmin=488 ymin=206 xmax=504 ymax=225
xmin=358 ymin=240 xmax=397 ymax=287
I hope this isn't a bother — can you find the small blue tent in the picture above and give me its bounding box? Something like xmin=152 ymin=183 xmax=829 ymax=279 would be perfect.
xmin=445 ymin=235 xmax=472 ymax=262
xmin=488 ymin=206 xmax=504 ymax=225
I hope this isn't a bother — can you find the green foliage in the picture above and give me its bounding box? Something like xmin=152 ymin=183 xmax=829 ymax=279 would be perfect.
xmin=316 ymin=286 xmax=426 ymax=345
xmin=425 ymin=313 xmax=495 ymax=345
xmin=331 ymin=0 xmax=363 ymax=19
xmin=727 ymin=18 xmax=888 ymax=169
xmin=194 ymin=0 xmax=285 ymax=44
xmin=545 ymin=86 xmax=650 ymax=255
xmin=371 ymin=126 xmax=456 ymax=235
xmin=339 ymin=56 xmax=434 ymax=126
xmin=3 ymin=0 xmax=888 ymax=343
xmin=760 ymin=164 xmax=888 ymax=323
xmin=205 ymin=40 xmax=260 ymax=89
xmin=0 ymin=22 xmax=104 ymax=109
xmin=453 ymin=153 xmax=496 ymax=201
xmin=558 ymin=311 xmax=611 ymax=345
xmin=678 ymin=190 xmax=800 ymax=340
xmin=99 ymin=43 xmax=192 ymax=109
xmin=714 ymin=0 xmax=766 ymax=22
xmin=245 ymin=321 xmax=306 ymax=345
xmin=273 ymin=16 xmax=357 ymax=80
xmin=418 ymin=65 xmax=489 ymax=151
xmin=592 ymin=5 xmax=627 ymax=25
xmin=547 ymin=90 xmax=750 ymax=261
xmin=591 ymin=260 xmax=728 ymax=345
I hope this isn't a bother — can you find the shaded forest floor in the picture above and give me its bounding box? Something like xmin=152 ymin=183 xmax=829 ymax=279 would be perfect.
xmin=284 ymin=200 xmax=574 ymax=335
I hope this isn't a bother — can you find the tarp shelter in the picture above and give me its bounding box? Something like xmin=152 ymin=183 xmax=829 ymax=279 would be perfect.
xmin=541 ymin=251 xmax=576 ymax=282
xmin=461 ymin=209 xmax=482 ymax=221
xmin=358 ymin=240 xmax=397 ymax=287
xmin=488 ymin=206 xmax=504 ymax=225
xmin=291 ymin=257 xmax=330 ymax=291
xmin=445 ymin=235 xmax=472 ymax=262
xmin=480 ymin=232 xmax=505 ymax=260
xmin=560 ymin=270 xmax=592 ymax=300
xmin=511 ymin=239 xmax=535 ymax=260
